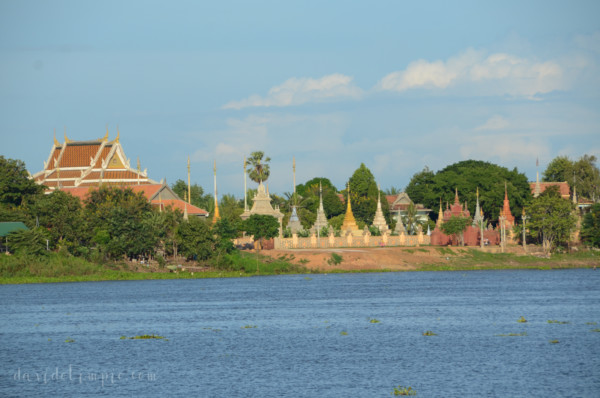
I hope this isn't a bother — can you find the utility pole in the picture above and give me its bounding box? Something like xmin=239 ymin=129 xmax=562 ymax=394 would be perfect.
xmin=499 ymin=214 xmax=506 ymax=253
xmin=521 ymin=209 xmax=528 ymax=253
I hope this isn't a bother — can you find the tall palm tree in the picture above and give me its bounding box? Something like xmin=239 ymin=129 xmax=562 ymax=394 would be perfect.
xmin=246 ymin=151 xmax=271 ymax=184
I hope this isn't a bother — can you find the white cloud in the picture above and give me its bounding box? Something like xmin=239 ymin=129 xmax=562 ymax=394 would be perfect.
xmin=460 ymin=135 xmax=550 ymax=164
xmin=377 ymin=49 xmax=566 ymax=98
xmin=475 ymin=115 xmax=509 ymax=131
xmin=222 ymin=73 xmax=363 ymax=109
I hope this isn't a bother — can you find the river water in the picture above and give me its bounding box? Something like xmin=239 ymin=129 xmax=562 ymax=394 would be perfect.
xmin=0 ymin=270 xmax=599 ymax=397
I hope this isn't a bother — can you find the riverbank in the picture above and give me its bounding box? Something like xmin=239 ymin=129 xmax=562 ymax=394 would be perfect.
xmin=1 ymin=245 xmax=598 ymax=284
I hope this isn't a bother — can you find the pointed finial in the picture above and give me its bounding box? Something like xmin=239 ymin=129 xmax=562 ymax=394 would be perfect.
xmin=293 ymin=156 xmax=296 ymax=173
xmin=103 ymin=125 xmax=109 ymax=141
xmin=476 ymin=187 xmax=479 ymax=198
xmin=137 ymin=157 xmax=140 ymax=171
xmin=213 ymin=159 xmax=216 ymax=175
xmin=115 ymin=126 xmax=120 ymax=143
xmin=504 ymin=181 xmax=508 ymax=200
xmin=64 ymin=126 xmax=71 ymax=143
xmin=187 ymin=156 xmax=190 ymax=170
xmin=53 ymin=128 xmax=59 ymax=146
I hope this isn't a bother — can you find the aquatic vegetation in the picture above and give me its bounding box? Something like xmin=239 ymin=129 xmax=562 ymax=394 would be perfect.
xmin=549 ymin=340 xmax=559 ymax=344
xmin=586 ymin=322 xmax=597 ymax=325
xmin=496 ymin=332 xmax=527 ymax=337
xmin=422 ymin=330 xmax=437 ymax=336
xmin=547 ymin=320 xmax=569 ymax=324
xmin=121 ymin=334 xmax=167 ymax=340
xmin=304 ymin=277 xmax=312 ymax=280
xmin=64 ymin=338 xmax=75 ymax=343
xmin=340 ymin=331 xmax=348 ymax=336
xmin=392 ymin=385 xmax=417 ymax=396
xmin=369 ymin=318 xmax=381 ymax=324
xmin=591 ymin=328 xmax=600 ymax=333
xmin=517 ymin=316 xmax=527 ymax=323
xmin=242 ymin=325 xmax=257 ymax=329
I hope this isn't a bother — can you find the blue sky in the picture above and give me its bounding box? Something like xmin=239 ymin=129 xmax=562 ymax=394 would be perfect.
xmin=1 ymin=0 xmax=599 ymax=197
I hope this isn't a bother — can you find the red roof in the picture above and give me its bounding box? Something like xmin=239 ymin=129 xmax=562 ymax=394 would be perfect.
xmin=530 ymin=181 xmax=570 ymax=198
xmin=58 ymin=187 xmax=96 ymax=200
xmin=128 ymin=184 xmax=163 ymax=200
xmin=152 ymin=199 xmax=209 ymax=216
xmin=60 ymin=143 xmax=101 ymax=167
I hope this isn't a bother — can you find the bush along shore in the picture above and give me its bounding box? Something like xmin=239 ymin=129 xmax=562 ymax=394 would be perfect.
xmin=1 ymin=245 xmax=598 ymax=284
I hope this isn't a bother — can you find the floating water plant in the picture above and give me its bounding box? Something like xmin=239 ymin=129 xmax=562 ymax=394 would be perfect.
xmin=549 ymin=339 xmax=559 ymax=344
xmin=241 ymin=325 xmax=257 ymax=329
xmin=422 ymin=330 xmax=437 ymax=336
xmin=547 ymin=320 xmax=569 ymax=324
xmin=517 ymin=316 xmax=527 ymax=323
xmin=392 ymin=385 xmax=417 ymax=396
xmin=65 ymin=338 xmax=75 ymax=343
xmin=340 ymin=331 xmax=348 ymax=336
xmin=586 ymin=322 xmax=597 ymax=325
xmin=369 ymin=318 xmax=381 ymax=324
xmin=496 ymin=332 xmax=527 ymax=337
xmin=591 ymin=328 xmax=600 ymax=333
xmin=304 ymin=277 xmax=312 ymax=280
xmin=121 ymin=334 xmax=167 ymax=340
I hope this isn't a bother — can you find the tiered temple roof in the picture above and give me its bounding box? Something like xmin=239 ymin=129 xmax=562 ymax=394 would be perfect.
xmin=33 ymin=130 xmax=155 ymax=189
xmin=33 ymin=130 xmax=207 ymax=217
xmin=241 ymin=182 xmax=284 ymax=234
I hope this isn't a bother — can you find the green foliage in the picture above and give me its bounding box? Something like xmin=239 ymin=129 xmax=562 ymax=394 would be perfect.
xmin=405 ymin=160 xmax=531 ymax=223
xmin=527 ymin=186 xmax=577 ymax=252
xmin=243 ymin=214 xmax=280 ymax=247
xmin=176 ymin=217 xmax=215 ymax=260
xmin=246 ymin=151 xmax=271 ymax=183
xmin=581 ymin=203 xmax=600 ymax=248
xmin=327 ymin=252 xmax=343 ymax=266
xmin=402 ymin=202 xmax=422 ymax=235
xmin=440 ymin=216 xmax=470 ymax=246
xmin=213 ymin=218 xmax=238 ymax=254
xmin=6 ymin=227 xmax=49 ymax=256
xmin=171 ymin=179 xmax=212 ymax=211
xmin=84 ymin=187 xmax=155 ymax=259
xmin=346 ymin=163 xmax=391 ymax=225
xmin=27 ymin=190 xmax=85 ymax=252
xmin=393 ymin=385 xmax=417 ymax=396
xmin=0 ymin=156 xmax=44 ymax=207
xmin=543 ymin=154 xmax=600 ymax=201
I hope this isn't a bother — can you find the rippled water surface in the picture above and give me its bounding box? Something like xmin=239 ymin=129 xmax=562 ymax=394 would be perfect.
xmin=1 ymin=269 xmax=599 ymax=397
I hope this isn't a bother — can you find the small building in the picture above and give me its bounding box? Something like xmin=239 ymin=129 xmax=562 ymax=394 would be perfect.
xmin=0 ymin=222 xmax=29 ymax=253
xmin=386 ymin=192 xmax=431 ymax=224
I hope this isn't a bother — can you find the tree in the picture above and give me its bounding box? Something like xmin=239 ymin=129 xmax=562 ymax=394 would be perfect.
xmin=543 ymin=154 xmax=600 ymax=202
xmin=27 ymin=190 xmax=85 ymax=252
xmin=243 ymin=214 xmax=279 ymax=250
xmin=440 ymin=216 xmax=470 ymax=246
xmin=83 ymin=187 xmax=155 ymax=259
xmin=0 ymin=156 xmax=44 ymax=208
xmin=346 ymin=163 xmax=391 ymax=225
xmin=247 ymin=151 xmax=271 ymax=183
xmin=405 ymin=160 xmax=531 ymax=224
xmin=176 ymin=217 xmax=215 ymax=260
xmin=527 ymin=186 xmax=577 ymax=253
xmin=581 ymin=203 xmax=600 ymax=248
xmin=402 ymin=202 xmax=421 ymax=235
xmin=6 ymin=227 xmax=50 ymax=256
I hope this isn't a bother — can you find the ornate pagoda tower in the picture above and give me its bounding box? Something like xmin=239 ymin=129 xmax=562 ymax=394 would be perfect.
xmin=371 ymin=186 xmax=389 ymax=234
xmin=340 ymin=185 xmax=360 ymax=236
xmin=287 ymin=157 xmax=302 ymax=233
xmin=472 ymin=187 xmax=483 ymax=226
xmin=312 ymin=182 xmax=328 ymax=233
xmin=500 ymin=182 xmax=515 ymax=228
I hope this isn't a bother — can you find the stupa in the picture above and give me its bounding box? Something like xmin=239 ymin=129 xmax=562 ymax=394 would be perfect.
xmin=240 ymin=181 xmax=284 ymax=235
xmin=311 ymin=182 xmax=328 ymax=233
xmin=371 ymin=187 xmax=389 ymax=234
xmin=340 ymin=186 xmax=361 ymax=236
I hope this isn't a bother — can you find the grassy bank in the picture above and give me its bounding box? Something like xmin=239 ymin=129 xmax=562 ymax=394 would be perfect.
xmin=1 ymin=248 xmax=597 ymax=284
xmin=417 ymin=247 xmax=599 ymax=271
xmin=0 ymin=251 xmax=308 ymax=284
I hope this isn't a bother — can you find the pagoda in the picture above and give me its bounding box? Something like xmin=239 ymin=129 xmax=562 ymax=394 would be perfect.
xmin=499 ymin=182 xmax=515 ymax=228
xmin=340 ymin=186 xmax=360 ymax=236
xmin=33 ymin=128 xmax=155 ymax=190
xmin=311 ymin=182 xmax=328 ymax=233
xmin=240 ymin=182 xmax=284 ymax=235
xmin=371 ymin=187 xmax=389 ymax=234
xmin=287 ymin=157 xmax=302 ymax=233
xmin=472 ymin=187 xmax=484 ymax=226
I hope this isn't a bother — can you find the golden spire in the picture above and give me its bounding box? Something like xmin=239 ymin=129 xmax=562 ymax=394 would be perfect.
xmin=115 ymin=126 xmax=120 ymax=143
xmin=102 ymin=125 xmax=109 ymax=141
xmin=436 ymin=197 xmax=444 ymax=227
xmin=137 ymin=157 xmax=141 ymax=185
xmin=341 ymin=183 xmax=359 ymax=233
xmin=187 ymin=156 xmax=191 ymax=204
xmin=53 ymin=128 xmax=59 ymax=146
xmin=212 ymin=159 xmax=220 ymax=224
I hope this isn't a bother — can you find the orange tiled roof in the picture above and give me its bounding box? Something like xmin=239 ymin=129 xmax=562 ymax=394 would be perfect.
xmin=129 ymin=184 xmax=164 ymax=200
xmin=153 ymin=199 xmax=209 ymax=216
xmin=58 ymin=187 xmax=96 ymax=200
xmin=530 ymin=181 xmax=570 ymax=198
xmin=47 ymin=148 xmax=61 ymax=170
xmin=102 ymin=170 xmax=140 ymax=180
xmin=59 ymin=143 xmax=101 ymax=168
xmin=45 ymin=170 xmax=82 ymax=179
xmin=94 ymin=146 xmax=112 ymax=168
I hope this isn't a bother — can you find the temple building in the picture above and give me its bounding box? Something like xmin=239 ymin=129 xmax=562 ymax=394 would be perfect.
xmin=240 ymin=182 xmax=284 ymax=235
xmin=33 ymin=130 xmax=208 ymax=218
xmin=499 ymin=182 xmax=515 ymax=229
xmin=386 ymin=192 xmax=431 ymax=225
xmin=33 ymin=130 xmax=154 ymax=189
xmin=340 ymin=188 xmax=361 ymax=236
